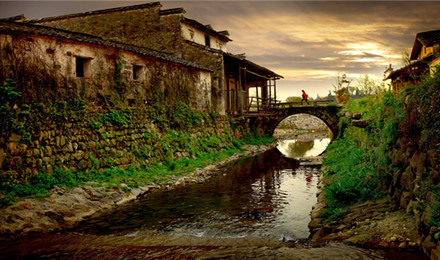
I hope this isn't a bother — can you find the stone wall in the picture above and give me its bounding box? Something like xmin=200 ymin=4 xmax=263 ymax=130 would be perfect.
xmin=388 ymin=138 xmax=440 ymax=256
xmin=0 ymin=109 xmax=246 ymax=180
xmin=32 ymin=4 xmax=182 ymax=56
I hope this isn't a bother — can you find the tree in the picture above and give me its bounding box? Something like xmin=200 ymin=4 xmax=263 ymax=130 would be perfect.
xmin=333 ymin=73 xmax=351 ymax=91
xmin=333 ymin=73 xmax=351 ymax=103
xmin=285 ymin=96 xmax=313 ymax=103
xmin=356 ymin=74 xmax=387 ymax=95
xmin=286 ymin=96 xmax=302 ymax=103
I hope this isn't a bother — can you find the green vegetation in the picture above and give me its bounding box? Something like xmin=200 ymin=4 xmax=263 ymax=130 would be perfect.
xmin=0 ymin=134 xmax=272 ymax=207
xmin=0 ymin=79 xmax=21 ymax=137
xmin=100 ymin=109 xmax=131 ymax=127
xmin=321 ymin=68 xmax=440 ymax=223
xmin=0 ymin=81 xmax=275 ymax=207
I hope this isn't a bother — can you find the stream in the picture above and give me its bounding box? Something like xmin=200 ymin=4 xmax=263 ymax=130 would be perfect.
xmin=0 ymin=134 xmax=427 ymax=259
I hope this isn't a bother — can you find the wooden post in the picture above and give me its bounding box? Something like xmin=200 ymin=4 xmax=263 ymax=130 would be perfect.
xmin=269 ymin=78 xmax=272 ymax=108
xmin=238 ymin=65 xmax=242 ymax=115
xmin=243 ymin=67 xmax=247 ymax=113
xmin=226 ymin=73 xmax=230 ymax=113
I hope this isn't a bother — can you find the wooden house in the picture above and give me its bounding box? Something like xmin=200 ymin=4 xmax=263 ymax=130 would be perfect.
xmin=386 ymin=29 xmax=440 ymax=91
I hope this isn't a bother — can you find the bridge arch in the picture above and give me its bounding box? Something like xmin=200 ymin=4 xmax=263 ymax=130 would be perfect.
xmin=246 ymin=105 xmax=342 ymax=140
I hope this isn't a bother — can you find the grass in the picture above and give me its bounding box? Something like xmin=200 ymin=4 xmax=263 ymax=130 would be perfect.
xmin=320 ymin=93 xmax=400 ymax=220
xmin=0 ymin=135 xmax=273 ymax=207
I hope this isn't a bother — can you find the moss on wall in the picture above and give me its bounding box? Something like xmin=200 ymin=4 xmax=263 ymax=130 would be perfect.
xmin=34 ymin=6 xmax=225 ymax=112
xmin=0 ymin=101 xmax=250 ymax=186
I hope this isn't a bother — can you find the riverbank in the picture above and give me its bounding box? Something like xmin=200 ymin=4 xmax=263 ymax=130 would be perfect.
xmin=0 ymin=143 xmax=276 ymax=239
xmin=308 ymin=173 xmax=425 ymax=256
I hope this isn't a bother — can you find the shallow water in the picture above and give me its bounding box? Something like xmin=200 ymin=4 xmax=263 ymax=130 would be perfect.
xmin=0 ymin=140 xmax=427 ymax=259
xmin=74 ymin=149 xmax=319 ymax=242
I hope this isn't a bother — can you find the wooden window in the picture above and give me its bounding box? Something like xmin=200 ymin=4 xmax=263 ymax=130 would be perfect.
xmin=76 ymin=57 xmax=92 ymax=78
xmin=133 ymin=65 xmax=143 ymax=80
xmin=205 ymin=35 xmax=211 ymax=47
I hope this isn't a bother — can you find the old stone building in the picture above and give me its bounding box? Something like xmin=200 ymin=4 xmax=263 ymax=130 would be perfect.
xmin=26 ymin=2 xmax=282 ymax=115
xmin=0 ymin=20 xmax=212 ymax=110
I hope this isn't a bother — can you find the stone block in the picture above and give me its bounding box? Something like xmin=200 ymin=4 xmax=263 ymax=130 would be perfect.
xmin=60 ymin=136 xmax=66 ymax=147
xmin=400 ymin=166 xmax=414 ymax=191
xmin=44 ymin=146 xmax=52 ymax=157
xmin=78 ymin=159 xmax=89 ymax=170
xmin=399 ymin=192 xmax=411 ymax=210
xmin=46 ymin=164 xmax=53 ymax=175
xmin=406 ymin=200 xmax=419 ymax=215
xmin=422 ymin=235 xmax=437 ymax=256
xmin=427 ymin=149 xmax=438 ymax=169
xmin=431 ymin=170 xmax=440 ymax=185
xmin=393 ymin=169 xmax=402 ymax=187
xmin=8 ymin=133 xmax=21 ymax=142
xmin=10 ymin=156 xmax=23 ymax=168
xmin=0 ymin=148 xmax=5 ymax=168
xmin=42 ymin=157 xmax=51 ymax=164
xmin=415 ymin=152 xmax=427 ymax=178
xmin=431 ymin=245 xmax=440 ymax=260
xmin=72 ymin=151 xmax=85 ymax=161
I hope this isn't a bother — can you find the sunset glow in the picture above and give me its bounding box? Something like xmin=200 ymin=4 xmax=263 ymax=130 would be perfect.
xmin=1 ymin=1 xmax=440 ymax=100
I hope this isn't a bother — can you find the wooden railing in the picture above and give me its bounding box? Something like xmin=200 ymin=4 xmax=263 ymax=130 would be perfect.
xmin=245 ymin=98 xmax=337 ymax=115
xmin=247 ymin=97 xmax=281 ymax=113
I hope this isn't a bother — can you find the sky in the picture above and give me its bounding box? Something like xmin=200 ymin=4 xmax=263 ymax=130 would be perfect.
xmin=1 ymin=1 xmax=440 ymax=101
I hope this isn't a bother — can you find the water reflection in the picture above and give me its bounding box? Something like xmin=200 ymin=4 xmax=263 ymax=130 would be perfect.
xmin=277 ymin=138 xmax=331 ymax=159
xmin=74 ymin=149 xmax=319 ymax=240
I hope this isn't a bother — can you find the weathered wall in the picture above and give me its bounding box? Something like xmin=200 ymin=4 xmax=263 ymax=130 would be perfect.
xmin=181 ymin=43 xmax=225 ymax=113
xmin=31 ymin=6 xmax=227 ymax=114
xmin=0 ymin=31 xmax=211 ymax=110
xmin=32 ymin=5 xmax=185 ymax=56
xmin=181 ymin=23 xmax=227 ymax=52
xmin=0 ymin=110 xmax=247 ymax=179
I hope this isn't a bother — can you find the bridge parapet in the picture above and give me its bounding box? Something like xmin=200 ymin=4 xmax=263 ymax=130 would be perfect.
xmin=244 ymin=102 xmax=343 ymax=139
xmin=276 ymin=99 xmax=338 ymax=109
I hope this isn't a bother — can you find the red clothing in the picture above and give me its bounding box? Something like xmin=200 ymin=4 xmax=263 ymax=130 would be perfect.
xmin=302 ymin=91 xmax=308 ymax=99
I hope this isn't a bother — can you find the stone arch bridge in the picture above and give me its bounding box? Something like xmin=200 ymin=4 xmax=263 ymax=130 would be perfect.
xmin=244 ymin=102 xmax=343 ymax=139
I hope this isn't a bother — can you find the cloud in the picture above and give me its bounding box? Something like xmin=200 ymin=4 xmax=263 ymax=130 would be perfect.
xmin=2 ymin=1 xmax=440 ymax=100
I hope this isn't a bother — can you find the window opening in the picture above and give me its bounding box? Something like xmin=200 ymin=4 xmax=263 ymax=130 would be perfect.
xmin=133 ymin=65 xmax=143 ymax=80
xmin=205 ymin=35 xmax=211 ymax=47
xmin=76 ymin=57 xmax=92 ymax=77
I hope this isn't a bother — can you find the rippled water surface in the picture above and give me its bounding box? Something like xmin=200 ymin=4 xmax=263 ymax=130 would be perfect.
xmin=75 ymin=149 xmax=319 ymax=241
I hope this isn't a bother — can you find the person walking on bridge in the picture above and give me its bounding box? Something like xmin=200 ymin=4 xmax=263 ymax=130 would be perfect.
xmin=301 ymin=90 xmax=310 ymax=105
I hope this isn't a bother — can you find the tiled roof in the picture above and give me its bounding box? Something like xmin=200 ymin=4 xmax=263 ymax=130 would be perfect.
xmin=416 ymin=29 xmax=440 ymax=46
xmin=224 ymin=52 xmax=283 ymax=79
xmin=159 ymin=8 xmax=185 ymax=16
xmin=410 ymin=29 xmax=440 ymax=60
xmin=0 ymin=21 xmax=211 ymax=72
xmin=183 ymin=18 xmax=232 ymax=42
xmin=0 ymin=14 xmax=26 ymax=21
xmin=27 ymin=2 xmax=161 ymax=23
xmin=385 ymin=57 xmax=430 ymax=80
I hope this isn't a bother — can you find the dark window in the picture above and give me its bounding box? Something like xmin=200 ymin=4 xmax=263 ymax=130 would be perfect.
xmin=76 ymin=57 xmax=91 ymax=77
xmin=205 ymin=35 xmax=211 ymax=47
xmin=133 ymin=65 xmax=143 ymax=80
